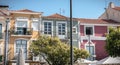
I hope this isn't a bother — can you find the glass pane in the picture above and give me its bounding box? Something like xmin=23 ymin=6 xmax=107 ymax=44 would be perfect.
xmin=16 ymin=39 xmax=27 ymax=59
xmin=48 ymin=26 xmax=51 ymax=28
xmin=48 ymin=29 xmax=51 ymax=31
xmin=0 ymin=24 xmax=2 ymax=33
xmin=44 ymin=32 xmax=47 ymax=34
xmin=48 ymin=23 xmax=51 ymax=26
xmin=62 ymin=24 xmax=65 ymax=26
xmin=44 ymin=22 xmax=47 ymax=25
xmin=48 ymin=32 xmax=51 ymax=34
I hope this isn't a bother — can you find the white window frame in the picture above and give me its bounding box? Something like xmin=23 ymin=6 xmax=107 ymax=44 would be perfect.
xmin=14 ymin=39 xmax=28 ymax=59
xmin=84 ymin=25 xmax=94 ymax=36
xmin=85 ymin=41 xmax=95 ymax=60
xmin=32 ymin=21 xmax=39 ymax=31
xmin=72 ymin=27 xmax=77 ymax=34
xmin=43 ymin=21 xmax=53 ymax=36
xmin=56 ymin=21 xmax=67 ymax=39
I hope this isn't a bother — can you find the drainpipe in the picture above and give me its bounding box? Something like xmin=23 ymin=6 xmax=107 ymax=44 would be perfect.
xmin=4 ymin=18 xmax=9 ymax=65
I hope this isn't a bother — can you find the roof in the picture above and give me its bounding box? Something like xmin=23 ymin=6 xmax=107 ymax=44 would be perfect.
xmin=113 ymin=6 xmax=120 ymax=11
xmin=78 ymin=18 xmax=120 ymax=24
xmin=43 ymin=13 xmax=68 ymax=19
xmin=0 ymin=9 xmax=9 ymax=16
xmin=10 ymin=9 xmax=42 ymax=14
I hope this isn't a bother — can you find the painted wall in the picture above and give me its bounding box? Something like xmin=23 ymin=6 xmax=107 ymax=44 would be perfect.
xmin=8 ymin=12 xmax=41 ymax=60
xmin=94 ymin=26 xmax=107 ymax=37
xmin=80 ymin=25 xmax=108 ymax=60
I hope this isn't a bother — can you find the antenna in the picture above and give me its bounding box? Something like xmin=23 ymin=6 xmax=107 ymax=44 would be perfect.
xmin=62 ymin=9 xmax=65 ymax=15
xmin=59 ymin=8 xmax=62 ymax=15
xmin=59 ymin=8 xmax=65 ymax=15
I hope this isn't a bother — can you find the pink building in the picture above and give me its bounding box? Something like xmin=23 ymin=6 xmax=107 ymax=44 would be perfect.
xmin=78 ymin=19 xmax=120 ymax=60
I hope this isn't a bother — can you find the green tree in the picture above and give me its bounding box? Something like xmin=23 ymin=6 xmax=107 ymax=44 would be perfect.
xmin=30 ymin=36 xmax=89 ymax=65
xmin=106 ymin=27 xmax=120 ymax=57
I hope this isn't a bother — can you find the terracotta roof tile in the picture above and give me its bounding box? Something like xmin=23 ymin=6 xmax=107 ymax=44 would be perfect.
xmin=10 ymin=9 xmax=41 ymax=14
xmin=113 ymin=7 xmax=120 ymax=11
xmin=44 ymin=13 xmax=68 ymax=19
xmin=0 ymin=9 xmax=9 ymax=16
xmin=78 ymin=18 xmax=120 ymax=24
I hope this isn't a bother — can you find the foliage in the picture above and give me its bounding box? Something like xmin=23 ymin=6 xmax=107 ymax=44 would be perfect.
xmin=30 ymin=36 xmax=89 ymax=65
xmin=106 ymin=27 xmax=120 ymax=57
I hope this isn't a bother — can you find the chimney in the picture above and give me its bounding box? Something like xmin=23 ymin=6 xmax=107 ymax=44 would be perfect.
xmin=108 ymin=2 xmax=115 ymax=8
xmin=0 ymin=5 xmax=9 ymax=10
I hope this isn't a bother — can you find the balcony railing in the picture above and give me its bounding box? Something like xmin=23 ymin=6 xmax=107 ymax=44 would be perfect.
xmin=0 ymin=33 xmax=3 ymax=39
xmin=10 ymin=27 xmax=33 ymax=35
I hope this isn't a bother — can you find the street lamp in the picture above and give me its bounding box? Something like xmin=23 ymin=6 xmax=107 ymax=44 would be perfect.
xmin=4 ymin=18 xmax=9 ymax=65
xmin=70 ymin=0 xmax=73 ymax=65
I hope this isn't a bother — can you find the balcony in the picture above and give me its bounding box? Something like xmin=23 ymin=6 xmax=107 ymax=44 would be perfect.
xmin=10 ymin=27 xmax=33 ymax=35
xmin=0 ymin=33 xmax=3 ymax=39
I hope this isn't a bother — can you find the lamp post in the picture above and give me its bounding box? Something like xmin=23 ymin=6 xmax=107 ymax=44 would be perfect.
xmin=70 ymin=0 xmax=73 ymax=65
xmin=88 ymin=35 xmax=91 ymax=60
xmin=4 ymin=18 xmax=9 ymax=65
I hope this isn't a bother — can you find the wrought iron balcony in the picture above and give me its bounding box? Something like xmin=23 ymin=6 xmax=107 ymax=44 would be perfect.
xmin=10 ymin=27 xmax=33 ymax=35
xmin=0 ymin=33 xmax=3 ymax=39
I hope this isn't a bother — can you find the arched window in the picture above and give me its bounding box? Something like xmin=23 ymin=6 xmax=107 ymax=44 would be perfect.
xmin=15 ymin=39 xmax=27 ymax=59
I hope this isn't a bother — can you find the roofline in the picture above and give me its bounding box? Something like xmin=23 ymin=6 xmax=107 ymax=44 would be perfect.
xmin=10 ymin=11 xmax=42 ymax=15
xmin=80 ymin=23 xmax=120 ymax=26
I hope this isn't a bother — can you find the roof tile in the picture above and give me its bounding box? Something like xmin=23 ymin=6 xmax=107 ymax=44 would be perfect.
xmin=78 ymin=18 xmax=120 ymax=24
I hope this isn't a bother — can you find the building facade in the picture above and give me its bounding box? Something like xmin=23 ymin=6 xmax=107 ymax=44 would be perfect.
xmin=78 ymin=19 xmax=120 ymax=60
xmin=8 ymin=9 xmax=42 ymax=61
xmin=0 ymin=2 xmax=120 ymax=64
xmin=41 ymin=13 xmax=80 ymax=48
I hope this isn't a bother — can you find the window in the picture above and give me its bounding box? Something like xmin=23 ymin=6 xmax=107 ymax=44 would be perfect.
xmin=86 ymin=46 xmax=95 ymax=55
xmin=0 ymin=24 xmax=2 ymax=39
xmin=44 ymin=22 xmax=52 ymax=34
xmin=85 ymin=26 xmax=94 ymax=35
xmin=32 ymin=21 xmax=38 ymax=31
xmin=15 ymin=39 xmax=27 ymax=59
xmin=58 ymin=23 xmax=66 ymax=35
xmin=15 ymin=21 xmax=27 ymax=35
xmin=86 ymin=45 xmax=95 ymax=60
xmin=72 ymin=27 xmax=77 ymax=33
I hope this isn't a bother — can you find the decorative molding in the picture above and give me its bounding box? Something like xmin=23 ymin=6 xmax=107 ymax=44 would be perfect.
xmin=81 ymin=36 xmax=106 ymax=40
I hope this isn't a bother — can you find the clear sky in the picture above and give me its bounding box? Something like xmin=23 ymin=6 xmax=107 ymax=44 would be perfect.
xmin=0 ymin=0 xmax=120 ymax=19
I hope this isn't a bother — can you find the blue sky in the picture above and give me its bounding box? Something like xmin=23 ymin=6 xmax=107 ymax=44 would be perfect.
xmin=0 ymin=0 xmax=120 ymax=18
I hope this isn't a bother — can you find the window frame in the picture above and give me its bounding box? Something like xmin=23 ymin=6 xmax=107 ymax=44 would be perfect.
xmin=84 ymin=25 xmax=94 ymax=36
xmin=85 ymin=42 xmax=95 ymax=60
xmin=32 ymin=21 xmax=39 ymax=31
xmin=72 ymin=27 xmax=77 ymax=34
xmin=14 ymin=39 xmax=28 ymax=59
xmin=56 ymin=22 xmax=67 ymax=35
xmin=43 ymin=21 xmax=53 ymax=36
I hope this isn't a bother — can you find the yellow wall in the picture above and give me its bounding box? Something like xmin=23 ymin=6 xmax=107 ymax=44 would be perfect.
xmin=8 ymin=12 xmax=41 ymax=60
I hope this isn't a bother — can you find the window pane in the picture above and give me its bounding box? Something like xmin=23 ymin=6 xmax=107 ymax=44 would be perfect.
xmin=44 ymin=22 xmax=52 ymax=34
xmin=58 ymin=23 xmax=66 ymax=35
xmin=86 ymin=27 xmax=93 ymax=35
xmin=32 ymin=22 xmax=38 ymax=31
xmin=0 ymin=24 xmax=2 ymax=33
xmin=16 ymin=39 xmax=27 ymax=59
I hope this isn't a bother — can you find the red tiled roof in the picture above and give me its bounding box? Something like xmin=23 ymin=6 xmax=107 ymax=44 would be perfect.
xmin=10 ymin=9 xmax=41 ymax=14
xmin=78 ymin=18 xmax=120 ymax=24
xmin=44 ymin=13 xmax=68 ymax=19
xmin=0 ymin=9 xmax=9 ymax=16
xmin=113 ymin=7 xmax=120 ymax=11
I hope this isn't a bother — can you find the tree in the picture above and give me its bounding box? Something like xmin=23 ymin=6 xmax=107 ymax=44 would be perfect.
xmin=106 ymin=27 xmax=120 ymax=57
xmin=29 ymin=36 xmax=89 ymax=65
